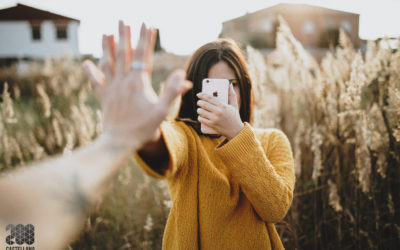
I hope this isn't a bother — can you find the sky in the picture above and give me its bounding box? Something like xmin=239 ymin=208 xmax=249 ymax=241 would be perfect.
xmin=0 ymin=0 xmax=399 ymax=56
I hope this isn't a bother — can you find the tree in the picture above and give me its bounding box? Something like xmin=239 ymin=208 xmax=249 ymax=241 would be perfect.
xmin=154 ymin=28 xmax=163 ymax=52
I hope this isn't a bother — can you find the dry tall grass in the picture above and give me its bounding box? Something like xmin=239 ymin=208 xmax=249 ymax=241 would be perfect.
xmin=249 ymin=17 xmax=400 ymax=249
xmin=0 ymin=18 xmax=399 ymax=249
xmin=0 ymin=57 xmax=176 ymax=249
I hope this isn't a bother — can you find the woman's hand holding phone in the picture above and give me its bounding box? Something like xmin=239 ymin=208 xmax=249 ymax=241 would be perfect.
xmin=197 ymin=83 xmax=244 ymax=140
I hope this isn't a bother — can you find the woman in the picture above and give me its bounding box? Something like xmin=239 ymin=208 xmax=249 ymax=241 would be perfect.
xmin=136 ymin=38 xmax=295 ymax=250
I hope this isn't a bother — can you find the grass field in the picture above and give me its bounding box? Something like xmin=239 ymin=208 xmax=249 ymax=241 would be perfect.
xmin=0 ymin=19 xmax=399 ymax=249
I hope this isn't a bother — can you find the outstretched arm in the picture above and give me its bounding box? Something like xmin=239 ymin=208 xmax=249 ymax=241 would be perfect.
xmin=0 ymin=134 xmax=131 ymax=249
xmin=0 ymin=21 xmax=191 ymax=250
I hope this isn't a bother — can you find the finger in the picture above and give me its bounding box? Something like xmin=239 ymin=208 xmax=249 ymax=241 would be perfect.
xmin=125 ymin=25 xmax=131 ymax=72
xmin=196 ymin=92 xmax=223 ymax=107
xmin=126 ymin=26 xmax=133 ymax=63
xmin=197 ymin=99 xmax=220 ymax=113
xmin=228 ymin=83 xmax=239 ymax=109
xmin=82 ymin=60 xmax=105 ymax=96
xmin=198 ymin=116 xmax=215 ymax=128
xmin=107 ymin=35 xmax=116 ymax=75
xmin=145 ymin=28 xmax=156 ymax=75
xmin=159 ymin=78 xmax=192 ymax=108
xmin=133 ymin=23 xmax=147 ymax=63
xmin=159 ymin=69 xmax=190 ymax=107
xmin=197 ymin=108 xmax=216 ymax=121
xmin=182 ymin=80 xmax=193 ymax=95
xmin=115 ymin=20 xmax=127 ymax=76
xmin=100 ymin=35 xmax=113 ymax=82
xmin=109 ymin=35 xmax=116 ymax=66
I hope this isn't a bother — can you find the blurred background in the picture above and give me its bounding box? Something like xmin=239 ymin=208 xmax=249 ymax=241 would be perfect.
xmin=0 ymin=0 xmax=399 ymax=249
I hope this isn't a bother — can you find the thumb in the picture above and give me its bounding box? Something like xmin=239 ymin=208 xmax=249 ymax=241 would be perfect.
xmin=181 ymin=80 xmax=193 ymax=95
xmin=228 ymin=83 xmax=239 ymax=109
xmin=159 ymin=69 xmax=192 ymax=107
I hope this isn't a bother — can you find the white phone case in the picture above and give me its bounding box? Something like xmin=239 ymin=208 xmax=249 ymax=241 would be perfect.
xmin=200 ymin=78 xmax=229 ymax=135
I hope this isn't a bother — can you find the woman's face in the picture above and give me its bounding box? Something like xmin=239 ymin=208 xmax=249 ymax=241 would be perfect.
xmin=207 ymin=61 xmax=241 ymax=108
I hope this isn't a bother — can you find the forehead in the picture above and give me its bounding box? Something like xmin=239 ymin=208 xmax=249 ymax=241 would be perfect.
xmin=207 ymin=61 xmax=236 ymax=79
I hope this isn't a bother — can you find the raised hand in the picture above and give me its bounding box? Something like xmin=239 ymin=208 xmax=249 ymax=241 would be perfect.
xmin=82 ymin=21 xmax=192 ymax=150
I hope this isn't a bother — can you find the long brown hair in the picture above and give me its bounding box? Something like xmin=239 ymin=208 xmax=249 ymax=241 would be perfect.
xmin=177 ymin=38 xmax=253 ymax=135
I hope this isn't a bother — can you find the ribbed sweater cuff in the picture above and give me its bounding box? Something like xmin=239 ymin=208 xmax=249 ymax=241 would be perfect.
xmin=215 ymin=122 xmax=260 ymax=163
xmin=133 ymin=152 xmax=165 ymax=178
xmin=133 ymin=120 xmax=174 ymax=179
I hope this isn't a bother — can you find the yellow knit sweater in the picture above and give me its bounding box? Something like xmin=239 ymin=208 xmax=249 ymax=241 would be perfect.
xmin=134 ymin=119 xmax=295 ymax=250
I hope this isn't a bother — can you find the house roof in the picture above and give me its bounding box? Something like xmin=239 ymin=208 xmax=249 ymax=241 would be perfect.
xmin=223 ymin=3 xmax=359 ymax=24
xmin=266 ymin=3 xmax=359 ymax=16
xmin=0 ymin=3 xmax=80 ymax=22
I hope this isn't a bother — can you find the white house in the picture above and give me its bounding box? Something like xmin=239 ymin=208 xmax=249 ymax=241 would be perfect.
xmin=0 ymin=3 xmax=80 ymax=60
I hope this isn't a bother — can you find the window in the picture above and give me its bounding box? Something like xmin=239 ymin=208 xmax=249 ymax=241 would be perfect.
xmin=303 ymin=20 xmax=315 ymax=34
xmin=56 ymin=26 xmax=67 ymax=40
xmin=31 ymin=25 xmax=41 ymax=40
xmin=341 ymin=21 xmax=352 ymax=32
xmin=262 ymin=19 xmax=272 ymax=32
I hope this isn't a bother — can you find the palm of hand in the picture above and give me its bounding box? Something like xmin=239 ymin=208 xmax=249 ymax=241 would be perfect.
xmin=83 ymin=21 xmax=191 ymax=149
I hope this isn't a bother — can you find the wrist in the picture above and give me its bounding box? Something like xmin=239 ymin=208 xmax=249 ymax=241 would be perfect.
xmin=98 ymin=132 xmax=137 ymax=153
xmin=138 ymin=128 xmax=162 ymax=151
xmin=226 ymin=123 xmax=244 ymax=140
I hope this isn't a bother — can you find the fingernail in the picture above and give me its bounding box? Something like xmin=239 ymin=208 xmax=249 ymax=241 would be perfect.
xmin=185 ymin=81 xmax=193 ymax=89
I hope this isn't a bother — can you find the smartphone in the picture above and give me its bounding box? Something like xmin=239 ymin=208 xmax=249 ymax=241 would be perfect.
xmin=200 ymin=78 xmax=229 ymax=135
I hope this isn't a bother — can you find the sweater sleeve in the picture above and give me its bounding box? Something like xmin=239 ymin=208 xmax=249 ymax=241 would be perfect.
xmin=215 ymin=122 xmax=295 ymax=223
xmin=133 ymin=119 xmax=188 ymax=179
